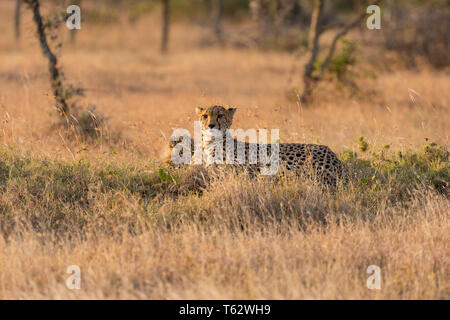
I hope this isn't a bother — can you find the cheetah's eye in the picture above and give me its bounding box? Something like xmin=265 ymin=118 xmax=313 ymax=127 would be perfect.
xmin=202 ymin=114 xmax=208 ymax=119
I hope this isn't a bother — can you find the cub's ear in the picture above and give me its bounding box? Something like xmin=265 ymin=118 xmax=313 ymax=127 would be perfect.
xmin=227 ymin=107 xmax=237 ymax=117
xmin=195 ymin=107 xmax=204 ymax=116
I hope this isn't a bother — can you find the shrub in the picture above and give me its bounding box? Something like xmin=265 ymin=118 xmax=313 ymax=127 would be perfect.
xmin=382 ymin=2 xmax=450 ymax=68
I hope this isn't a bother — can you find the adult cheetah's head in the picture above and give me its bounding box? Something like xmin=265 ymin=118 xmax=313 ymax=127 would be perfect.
xmin=195 ymin=105 xmax=236 ymax=134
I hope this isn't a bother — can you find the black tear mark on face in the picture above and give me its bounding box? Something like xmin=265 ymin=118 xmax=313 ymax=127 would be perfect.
xmin=196 ymin=105 xmax=238 ymax=132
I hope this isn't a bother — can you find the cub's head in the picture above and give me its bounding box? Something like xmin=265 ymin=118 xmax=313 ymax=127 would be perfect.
xmin=195 ymin=105 xmax=236 ymax=133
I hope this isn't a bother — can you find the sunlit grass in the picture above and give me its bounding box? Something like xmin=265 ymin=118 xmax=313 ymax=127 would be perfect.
xmin=0 ymin=1 xmax=448 ymax=299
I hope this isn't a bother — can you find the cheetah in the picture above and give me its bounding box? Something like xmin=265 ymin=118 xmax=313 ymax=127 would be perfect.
xmin=165 ymin=105 xmax=343 ymax=186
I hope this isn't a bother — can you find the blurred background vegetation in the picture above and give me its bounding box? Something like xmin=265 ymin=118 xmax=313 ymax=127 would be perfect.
xmin=18 ymin=0 xmax=449 ymax=68
xmin=15 ymin=0 xmax=450 ymax=116
xmin=7 ymin=0 xmax=450 ymax=151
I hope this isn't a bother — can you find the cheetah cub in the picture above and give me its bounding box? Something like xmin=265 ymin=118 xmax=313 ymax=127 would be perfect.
xmin=165 ymin=105 xmax=343 ymax=186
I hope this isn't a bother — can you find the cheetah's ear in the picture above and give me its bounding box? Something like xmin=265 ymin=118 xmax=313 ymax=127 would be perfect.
xmin=227 ymin=107 xmax=237 ymax=118
xmin=195 ymin=107 xmax=204 ymax=116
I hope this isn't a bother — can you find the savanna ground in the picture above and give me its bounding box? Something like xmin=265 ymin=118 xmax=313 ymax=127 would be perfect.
xmin=0 ymin=1 xmax=448 ymax=299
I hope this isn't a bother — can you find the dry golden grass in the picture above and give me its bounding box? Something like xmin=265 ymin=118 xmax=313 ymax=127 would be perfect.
xmin=0 ymin=1 xmax=448 ymax=299
xmin=0 ymin=161 xmax=448 ymax=299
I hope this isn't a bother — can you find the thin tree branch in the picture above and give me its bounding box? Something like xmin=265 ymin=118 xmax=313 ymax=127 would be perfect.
xmin=212 ymin=0 xmax=224 ymax=45
xmin=14 ymin=0 xmax=22 ymax=40
xmin=304 ymin=0 xmax=324 ymax=79
xmin=25 ymin=0 xmax=69 ymax=116
xmin=319 ymin=0 xmax=382 ymax=78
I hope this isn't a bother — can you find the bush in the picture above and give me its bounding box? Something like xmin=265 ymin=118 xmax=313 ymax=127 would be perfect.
xmin=341 ymin=138 xmax=449 ymax=196
xmin=382 ymin=2 xmax=450 ymax=68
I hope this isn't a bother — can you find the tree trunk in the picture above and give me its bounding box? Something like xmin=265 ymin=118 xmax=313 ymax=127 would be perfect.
xmin=14 ymin=0 xmax=22 ymax=40
xmin=275 ymin=0 xmax=297 ymax=26
xmin=250 ymin=0 xmax=272 ymax=31
xmin=300 ymin=0 xmax=324 ymax=104
xmin=161 ymin=0 xmax=170 ymax=53
xmin=25 ymin=0 xmax=69 ymax=116
xmin=212 ymin=0 xmax=224 ymax=45
xmin=299 ymin=0 xmax=382 ymax=104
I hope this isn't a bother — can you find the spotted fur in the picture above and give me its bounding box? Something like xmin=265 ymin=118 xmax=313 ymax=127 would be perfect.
xmin=165 ymin=105 xmax=343 ymax=186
